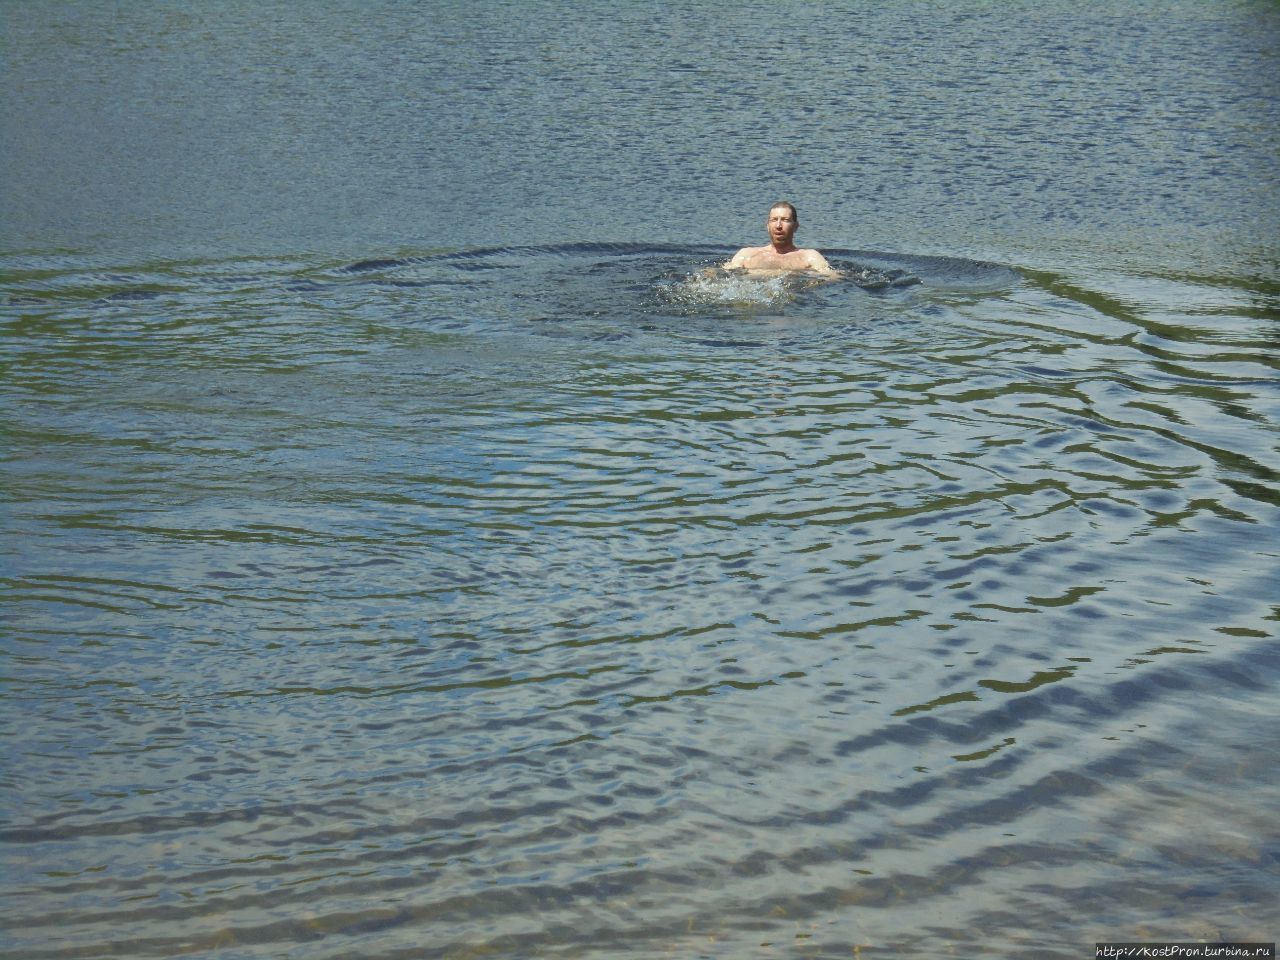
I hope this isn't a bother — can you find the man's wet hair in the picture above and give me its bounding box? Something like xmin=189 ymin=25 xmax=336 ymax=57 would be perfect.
xmin=769 ymin=201 xmax=799 ymax=226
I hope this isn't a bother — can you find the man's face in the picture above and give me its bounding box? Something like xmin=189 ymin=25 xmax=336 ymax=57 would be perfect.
xmin=767 ymin=206 xmax=797 ymax=246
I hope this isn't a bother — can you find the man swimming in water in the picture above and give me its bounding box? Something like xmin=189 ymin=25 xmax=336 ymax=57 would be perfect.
xmin=723 ymin=201 xmax=840 ymax=277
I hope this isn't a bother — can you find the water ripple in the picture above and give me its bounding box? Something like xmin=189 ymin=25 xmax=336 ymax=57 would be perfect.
xmin=4 ymin=211 xmax=1278 ymax=960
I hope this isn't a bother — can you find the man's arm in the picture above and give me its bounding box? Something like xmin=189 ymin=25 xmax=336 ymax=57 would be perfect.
xmin=701 ymin=248 xmax=748 ymax=278
xmin=805 ymin=250 xmax=842 ymax=278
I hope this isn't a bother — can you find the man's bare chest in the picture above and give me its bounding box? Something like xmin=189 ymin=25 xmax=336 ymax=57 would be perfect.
xmin=741 ymin=248 xmax=809 ymax=269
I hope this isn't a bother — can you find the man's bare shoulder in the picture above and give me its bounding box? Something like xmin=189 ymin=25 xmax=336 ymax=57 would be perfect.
xmin=724 ymin=245 xmax=769 ymax=269
xmin=800 ymin=248 xmax=840 ymax=276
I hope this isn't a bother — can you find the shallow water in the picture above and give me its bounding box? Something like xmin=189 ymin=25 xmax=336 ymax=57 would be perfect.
xmin=3 ymin=3 xmax=1279 ymax=959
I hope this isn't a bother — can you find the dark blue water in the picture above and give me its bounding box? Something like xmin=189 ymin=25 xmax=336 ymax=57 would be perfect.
xmin=3 ymin=3 xmax=1278 ymax=958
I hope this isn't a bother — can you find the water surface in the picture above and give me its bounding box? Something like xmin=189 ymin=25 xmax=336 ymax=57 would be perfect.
xmin=3 ymin=3 xmax=1278 ymax=958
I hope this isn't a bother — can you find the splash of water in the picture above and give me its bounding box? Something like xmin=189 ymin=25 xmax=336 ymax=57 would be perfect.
xmin=660 ymin=270 xmax=795 ymax=306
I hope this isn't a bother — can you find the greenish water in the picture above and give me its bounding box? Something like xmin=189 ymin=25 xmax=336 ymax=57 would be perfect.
xmin=3 ymin=3 xmax=1278 ymax=958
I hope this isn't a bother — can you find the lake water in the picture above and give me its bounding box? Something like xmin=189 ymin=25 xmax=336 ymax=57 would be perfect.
xmin=2 ymin=2 xmax=1278 ymax=958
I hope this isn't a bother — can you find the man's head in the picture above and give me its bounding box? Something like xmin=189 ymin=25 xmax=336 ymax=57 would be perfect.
xmin=766 ymin=201 xmax=799 ymax=248
xmin=769 ymin=201 xmax=799 ymax=226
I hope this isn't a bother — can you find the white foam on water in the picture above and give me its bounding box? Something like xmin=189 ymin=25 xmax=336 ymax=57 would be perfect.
xmin=659 ymin=270 xmax=798 ymax=307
